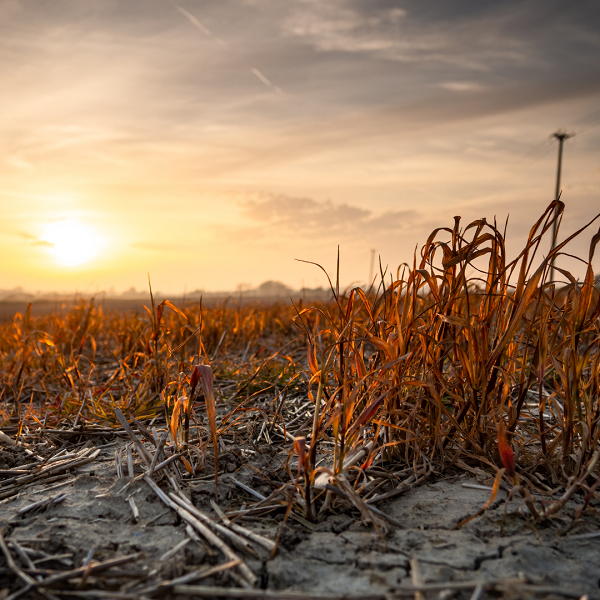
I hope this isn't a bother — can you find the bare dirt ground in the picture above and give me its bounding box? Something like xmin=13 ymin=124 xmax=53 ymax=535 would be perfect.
xmin=1 ymin=431 xmax=600 ymax=600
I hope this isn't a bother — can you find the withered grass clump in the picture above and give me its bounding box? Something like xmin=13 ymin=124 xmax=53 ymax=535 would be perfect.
xmin=0 ymin=295 xmax=302 ymax=437
xmin=1 ymin=200 xmax=599 ymax=521
xmin=296 ymin=200 xmax=600 ymax=510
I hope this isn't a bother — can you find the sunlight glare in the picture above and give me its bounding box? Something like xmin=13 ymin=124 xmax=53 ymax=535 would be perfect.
xmin=42 ymin=219 xmax=104 ymax=267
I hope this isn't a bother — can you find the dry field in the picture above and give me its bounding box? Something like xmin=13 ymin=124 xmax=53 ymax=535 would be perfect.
xmin=1 ymin=200 xmax=600 ymax=599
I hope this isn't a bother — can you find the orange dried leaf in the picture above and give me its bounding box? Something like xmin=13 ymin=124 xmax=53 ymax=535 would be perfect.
xmin=294 ymin=436 xmax=306 ymax=475
xmin=307 ymin=345 xmax=319 ymax=375
xmin=180 ymin=456 xmax=194 ymax=475
xmin=170 ymin=398 xmax=182 ymax=445
xmin=366 ymin=336 xmax=395 ymax=362
xmin=190 ymin=365 xmax=200 ymax=396
xmin=353 ymin=352 xmax=367 ymax=380
xmin=156 ymin=303 xmax=164 ymax=329
xmin=360 ymin=448 xmax=377 ymax=471
xmin=346 ymin=389 xmax=392 ymax=443
xmin=438 ymin=314 xmax=469 ymax=328
xmin=198 ymin=364 xmax=219 ymax=499
xmin=497 ymin=421 xmax=515 ymax=479
xmin=455 ymin=468 xmax=505 ymax=529
xmin=162 ymin=299 xmax=188 ymax=320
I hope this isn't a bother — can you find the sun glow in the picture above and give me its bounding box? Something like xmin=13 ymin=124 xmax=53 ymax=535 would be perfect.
xmin=42 ymin=219 xmax=104 ymax=267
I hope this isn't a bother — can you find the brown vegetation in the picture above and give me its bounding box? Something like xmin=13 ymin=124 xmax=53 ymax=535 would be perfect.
xmin=2 ymin=200 xmax=600 ymax=524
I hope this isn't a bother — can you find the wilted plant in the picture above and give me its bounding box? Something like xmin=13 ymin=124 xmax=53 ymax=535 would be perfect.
xmin=293 ymin=200 xmax=600 ymax=517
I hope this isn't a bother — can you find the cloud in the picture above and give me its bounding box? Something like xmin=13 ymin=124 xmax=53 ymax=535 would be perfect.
xmin=18 ymin=232 xmax=53 ymax=247
xmin=284 ymin=3 xmax=409 ymax=56
xmin=439 ymin=81 xmax=483 ymax=92
xmin=240 ymin=193 xmax=416 ymax=238
xmin=250 ymin=68 xmax=282 ymax=93
xmin=2 ymin=0 xmax=599 ymax=178
xmin=283 ymin=0 xmax=600 ymax=69
xmin=176 ymin=5 xmax=226 ymax=45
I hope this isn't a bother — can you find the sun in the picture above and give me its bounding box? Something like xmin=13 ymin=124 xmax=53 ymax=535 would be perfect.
xmin=42 ymin=219 xmax=104 ymax=267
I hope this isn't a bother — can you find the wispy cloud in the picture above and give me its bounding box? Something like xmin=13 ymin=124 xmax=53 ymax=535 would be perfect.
xmin=18 ymin=232 xmax=53 ymax=247
xmin=240 ymin=193 xmax=416 ymax=238
xmin=176 ymin=5 xmax=227 ymax=46
xmin=250 ymin=68 xmax=282 ymax=93
xmin=439 ymin=81 xmax=483 ymax=92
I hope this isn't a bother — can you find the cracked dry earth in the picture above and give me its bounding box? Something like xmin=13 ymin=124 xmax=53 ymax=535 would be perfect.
xmin=1 ymin=438 xmax=600 ymax=600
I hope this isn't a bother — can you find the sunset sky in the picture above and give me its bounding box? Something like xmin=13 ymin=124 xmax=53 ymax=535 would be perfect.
xmin=1 ymin=0 xmax=600 ymax=295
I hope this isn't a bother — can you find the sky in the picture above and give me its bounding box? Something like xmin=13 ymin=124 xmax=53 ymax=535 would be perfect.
xmin=1 ymin=0 xmax=600 ymax=295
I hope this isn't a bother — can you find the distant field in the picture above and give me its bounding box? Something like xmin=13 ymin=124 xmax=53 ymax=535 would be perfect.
xmin=0 ymin=291 xmax=332 ymax=321
xmin=0 ymin=299 xmax=147 ymax=321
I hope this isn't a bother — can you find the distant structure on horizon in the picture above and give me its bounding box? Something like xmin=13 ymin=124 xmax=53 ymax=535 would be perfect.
xmin=0 ymin=280 xmax=331 ymax=305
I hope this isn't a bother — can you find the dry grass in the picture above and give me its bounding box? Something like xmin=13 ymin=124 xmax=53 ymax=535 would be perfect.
xmin=292 ymin=200 xmax=600 ymax=521
xmin=0 ymin=294 xmax=302 ymax=433
xmin=2 ymin=199 xmax=600 ymax=522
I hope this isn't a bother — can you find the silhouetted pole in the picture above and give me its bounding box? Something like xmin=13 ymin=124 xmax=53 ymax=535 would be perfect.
xmin=549 ymin=131 xmax=573 ymax=283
